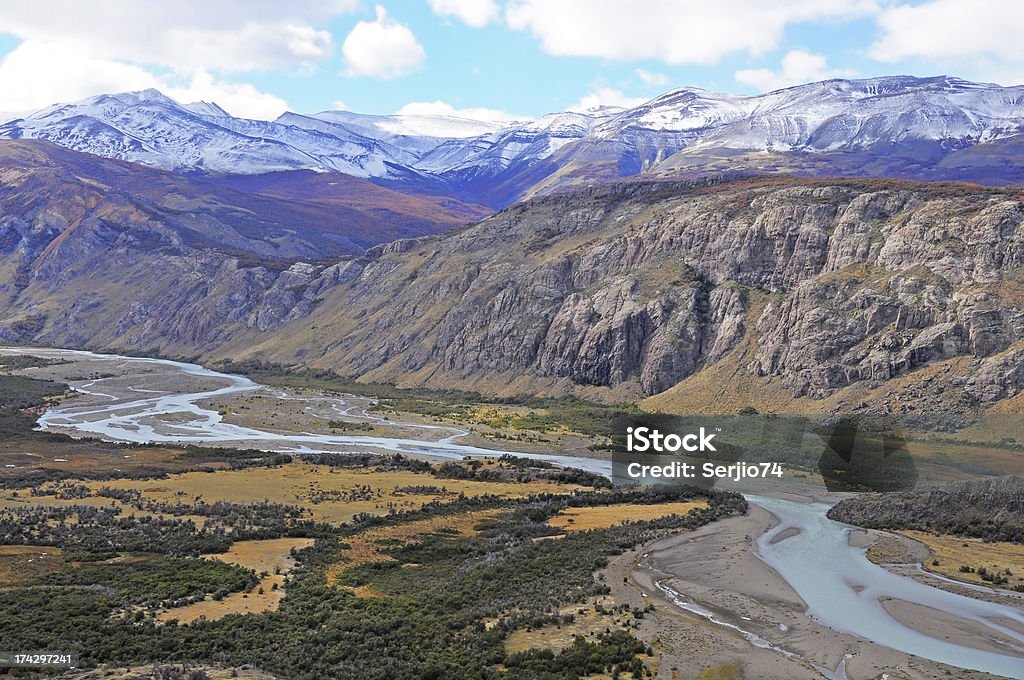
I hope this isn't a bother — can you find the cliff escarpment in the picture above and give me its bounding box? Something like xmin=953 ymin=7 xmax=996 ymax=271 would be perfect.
xmin=3 ymin=166 xmax=1024 ymax=416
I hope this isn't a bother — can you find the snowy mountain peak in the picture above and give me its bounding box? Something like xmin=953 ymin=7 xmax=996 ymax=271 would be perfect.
xmin=1 ymin=76 xmax=1023 ymax=207
xmin=185 ymin=101 xmax=231 ymax=117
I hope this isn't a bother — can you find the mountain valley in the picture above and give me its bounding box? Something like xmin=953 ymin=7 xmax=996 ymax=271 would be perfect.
xmin=2 ymin=77 xmax=1024 ymax=422
xmin=2 ymin=162 xmax=1023 ymax=424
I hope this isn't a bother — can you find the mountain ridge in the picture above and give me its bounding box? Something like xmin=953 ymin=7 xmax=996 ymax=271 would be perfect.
xmin=0 ymin=139 xmax=485 ymax=266
xmin=3 ymin=171 xmax=1024 ymax=423
xmin=3 ymin=76 xmax=1023 ymax=208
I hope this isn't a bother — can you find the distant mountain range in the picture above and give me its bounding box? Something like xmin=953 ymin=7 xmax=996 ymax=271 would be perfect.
xmin=2 ymin=76 xmax=1023 ymax=207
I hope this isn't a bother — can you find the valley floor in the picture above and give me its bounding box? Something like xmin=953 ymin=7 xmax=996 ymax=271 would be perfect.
xmin=2 ymin=348 xmax=1024 ymax=679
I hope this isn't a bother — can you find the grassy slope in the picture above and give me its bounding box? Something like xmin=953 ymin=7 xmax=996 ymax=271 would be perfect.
xmin=0 ymin=140 xmax=487 ymax=258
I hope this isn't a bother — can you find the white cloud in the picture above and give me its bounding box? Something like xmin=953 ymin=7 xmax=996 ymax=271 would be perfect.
xmin=428 ymin=0 xmax=500 ymax=27
xmin=635 ymin=68 xmax=669 ymax=87
xmin=332 ymin=99 xmax=349 ymax=110
xmin=872 ymin=0 xmax=1024 ymax=64
xmin=169 ymin=23 xmax=333 ymax=72
xmin=0 ymin=1 xmax=354 ymax=118
xmin=506 ymin=0 xmax=877 ymax=64
xmin=0 ymin=1 xmax=353 ymax=72
xmin=0 ymin=40 xmax=155 ymax=112
xmin=568 ymin=88 xmax=647 ymax=113
xmin=735 ymin=49 xmax=855 ymax=92
xmin=396 ymin=100 xmax=525 ymax=123
xmin=165 ymin=71 xmax=289 ymax=120
xmin=342 ymin=6 xmax=426 ymax=78
xmin=0 ymin=41 xmax=288 ymax=120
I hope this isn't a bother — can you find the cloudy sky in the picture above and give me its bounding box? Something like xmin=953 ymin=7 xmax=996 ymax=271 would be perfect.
xmin=0 ymin=0 xmax=1021 ymax=121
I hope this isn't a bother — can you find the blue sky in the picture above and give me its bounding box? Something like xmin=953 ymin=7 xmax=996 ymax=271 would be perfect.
xmin=0 ymin=1 xmax=1021 ymax=120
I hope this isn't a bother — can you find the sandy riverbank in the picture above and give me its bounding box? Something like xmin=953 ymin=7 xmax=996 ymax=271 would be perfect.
xmin=610 ymin=490 xmax=1017 ymax=679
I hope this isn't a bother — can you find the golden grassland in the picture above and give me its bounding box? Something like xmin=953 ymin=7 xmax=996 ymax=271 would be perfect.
xmin=0 ymin=491 xmax=209 ymax=528
xmin=0 ymin=454 xmax=605 ymax=621
xmin=329 ymin=498 xmax=711 ymax=599
xmin=694 ymin=662 xmax=743 ymax=680
xmin=210 ymin=537 xmax=315 ymax=575
xmin=864 ymin=532 xmax=919 ymax=565
xmin=0 ymin=460 xmax=587 ymax=526
xmin=157 ymin=537 xmax=314 ymax=624
xmin=902 ymin=440 xmax=1024 ymax=480
xmin=899 ymin=530 xmax=1024 ymax=589
xmin=501 ymin=599 xmax=653 ymax=680
xmin=547 ymin=502 xmax=708 ymax=533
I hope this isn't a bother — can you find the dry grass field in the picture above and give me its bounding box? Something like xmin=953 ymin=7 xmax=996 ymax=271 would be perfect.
xmin=0 ymin=459 xmax=587 ymax=526
xmin=0 ymin=490 xmax=210 ymax=527
xmin=328 ymin=509 xmax=500 ymax=586
xmin=211 ymin=537 xmax=315 ymax=575
xmin=504 ymin=604 xmax=628 ymax=654
xmin=899 ymin=530 xmax=1024 ymax=589
xmin=694 ymin=662 xmax=743 ymax=680
xmin=547 ymin=502 xmax=708 ymax=532
xmin=502 ymin=598 xmax=655 ymax=680
xmin=157 ymin=537 xmax=314 ymax=623
xmin=107 ymin=460 xmax=582 ymax=524
xmin=0 ymin=545 xmax=62 ymax=587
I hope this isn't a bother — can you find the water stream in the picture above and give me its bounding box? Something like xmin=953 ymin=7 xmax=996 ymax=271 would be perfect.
xmin=751 ymin=494 xmax=1024 ymax=678
xmin=7 ymin=348 xmax=607 ymax=474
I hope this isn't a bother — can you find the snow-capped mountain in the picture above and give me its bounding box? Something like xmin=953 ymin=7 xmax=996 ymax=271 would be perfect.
xmin=2 ymin=76 xmax=1023 ymax=207
xmin=0 ymin=90 xmax=436 ymax=177
xmin=673 ymin=76 xmax=1024 ymax=152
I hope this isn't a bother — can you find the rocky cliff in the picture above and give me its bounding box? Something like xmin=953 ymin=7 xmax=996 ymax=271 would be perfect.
xmin=224 ymin=177 xmax=1024 ymax=416
xmin=3 ymin=166 xmax=1024 ymax=417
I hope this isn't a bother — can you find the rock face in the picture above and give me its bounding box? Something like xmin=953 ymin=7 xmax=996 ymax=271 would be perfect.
xmin=3 ymin=170 xmax=1024 ymax=413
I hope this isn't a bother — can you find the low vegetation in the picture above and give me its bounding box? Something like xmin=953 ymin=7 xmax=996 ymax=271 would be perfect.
xmin=547 ymin=502 xmax=708 ymax=532
xmin=828 ymin=476 xmax=1024 ymax=543
xmin=0 ymin=371 xmax=69 ymax=439
xmin=0 ymin=357 xmax=752 ymax=677
xmin=0 ymin=434 xmax=746 ymax=678
xmin=899 ymin=530 xmax=1024 ymax=590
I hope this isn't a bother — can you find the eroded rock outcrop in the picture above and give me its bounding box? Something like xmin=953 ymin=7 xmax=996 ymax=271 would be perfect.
xmin=4 ymin=175 xmax=1024 ymax=411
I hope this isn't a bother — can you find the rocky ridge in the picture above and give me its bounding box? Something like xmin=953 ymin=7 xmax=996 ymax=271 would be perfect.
xmin=3 ymin=172 xmax=1023 ymax=417
xmin=4 ymin=77 xmax=1024 ymax=208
